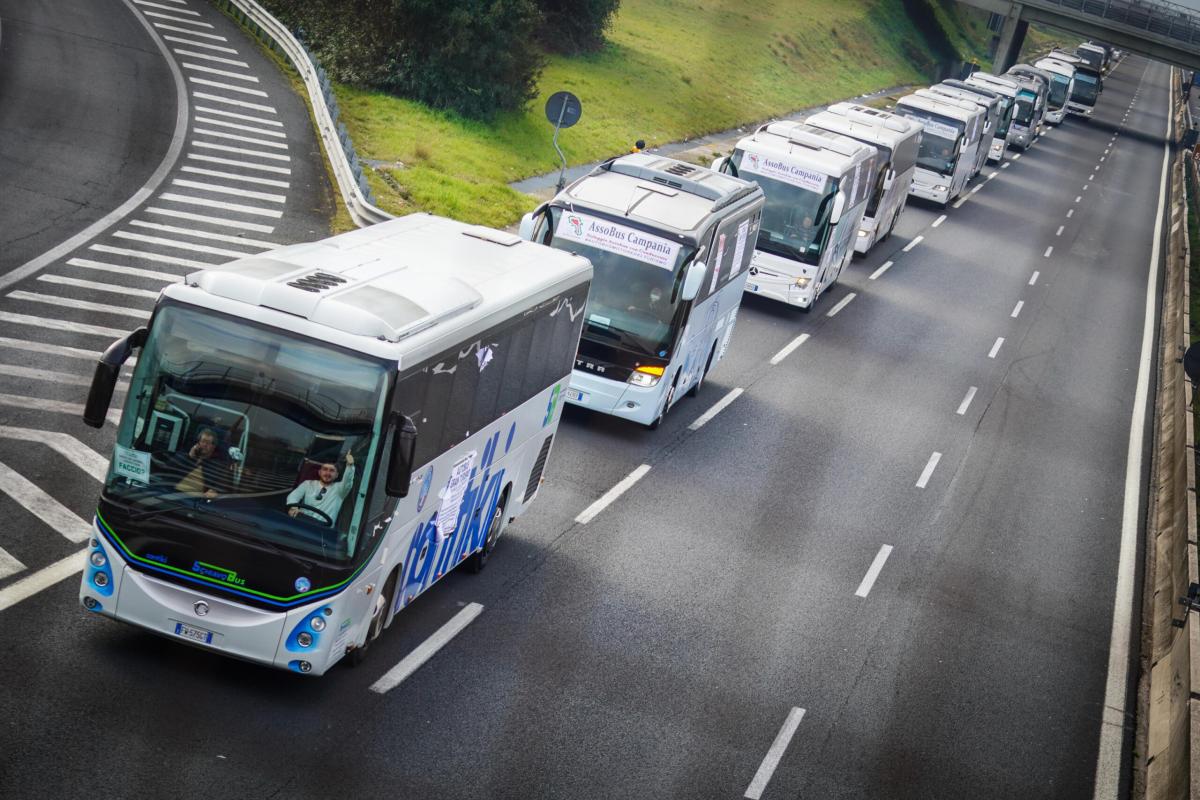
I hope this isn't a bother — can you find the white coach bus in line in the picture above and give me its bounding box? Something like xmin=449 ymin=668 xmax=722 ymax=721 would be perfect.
xmin=894 ymin=92 xmax=982 ymax=207
xmin=1007 ymin=64 xmax=1053 ymax=135
xmin=708 ymin=121 xmax=876 ymax=309
xmin=941 ymin=78 xmax=1012 ymax=163
xmin=80 ymin=213 xmax=592 ymax=676
xmin=520 ymin=153 xmax=764 ymax=429
xmin=805 ymin=102 xmax=923 ymax=254
xmin=1035 ymin=57 xmax=1077 ymax=124
xmin=922 ymin=84 xmax=998 ymax=175
xmin=966 ymin=72 xmax=1024 ymax=153
xmin=1001 ymin=74 xmax=1047 ymax=150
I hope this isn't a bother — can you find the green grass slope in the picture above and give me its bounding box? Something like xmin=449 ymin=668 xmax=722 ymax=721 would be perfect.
xmin=335 ymin=0 xmax=992 ymax=229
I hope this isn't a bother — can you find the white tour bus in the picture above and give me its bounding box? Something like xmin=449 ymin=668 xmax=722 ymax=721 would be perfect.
xmin=1060 ymin=52 xmax=1102 ymax=117
xmin=805 ymin=102 xmax=923 ymax=254
xmin=1007 ymin=64 xmax=1053 ymax=134
xmin=895 ymin=92 xmax=982 ymax=206
xmin=709 ymin=120 xmax=877 ymax=308
xmin=79 ymin=214 xmax=592 ymax=676
xmin=1003 ymin=73 xmax=1047 ymax=149
xmin=966 ymin=72 xmax=1024 ymax=154
xmin=519 ymin=153 xmax=764 ymax=429
xmin=942 ymin=79 xmax=1012 ymax=163
xmin=922 ymin=84 xmax=999 ymax=175
xmin=1035 ymin=57 xmax=1077 ymax=124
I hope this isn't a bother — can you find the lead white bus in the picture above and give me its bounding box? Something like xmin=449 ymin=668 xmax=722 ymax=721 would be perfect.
xmin=520 ymin=153 xmax=764 ymax=429
xmin=1035 ymin=56 xmax=1077 ymax=124
xmin=709 ymin=121 xmax=876 ymax=309
xmin=923 ymin=84 xmax=998 ymax=175
xmin=894 ymin=92 xmax=982 ymax=207
xmin=805 ymin=103 xmax=922 ymax=254
xmin=942 ymin=78 xmax=1012 ymax=163
xmin=79 ymin=213 xmax=592 ymax=676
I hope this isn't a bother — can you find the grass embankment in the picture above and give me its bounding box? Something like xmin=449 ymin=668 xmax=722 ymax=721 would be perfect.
xmin=1017 ymin=25 xmax=1078 ymax=62
xmin=334 ymin=0 xmax=991 ymax=229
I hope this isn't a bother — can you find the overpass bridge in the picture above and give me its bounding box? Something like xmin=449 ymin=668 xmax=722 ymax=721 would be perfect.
xmin=953 ymin=0 xmax=1200 ymax=72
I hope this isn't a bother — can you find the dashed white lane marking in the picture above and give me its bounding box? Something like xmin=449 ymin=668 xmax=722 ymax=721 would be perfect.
xmin=129 ymin=219 xmax=279 ymax=248
xmin=193 ymin=127 xmax=288 ymax=150
xmin=191 ymin=91 xmax=276 ymax=114
xmin=1100 ymin=157 xmax=1106 ymax=163
xmin=0 ymin=310 xmax=125 ymax=338
xmin=157 ymin=193 xmax=284 ymax=219
xmin=1056 ymin=225 xmax=1065 ymax=237
xmin=191 ymin=140 xmax=290 ymax=161
xmin=195 ymin=106 xmax=282 ymax=126
xmin=988 ymin=337 xmax=1005 ymax=359
xmin=188 ymin=77 xmax=269 ymax=98
xmin=826 ymin=292 xmax=856 ymax=318
xmin=869 ymin=261 xmax=894 ymax=281
xmin=0 ymin=550 xmax=86 ymax=615
xmin=744 ymin=707 xmax=806 ymax=800
xmin=1172 ymin=220 xmax=1181 ymax=234
xmin=1083 ymin=185 xmax=1089 ymax=191
xmin=1012 ymin=153 xmax=1022 ymax=160
xmin=114 ymin=230 xmax=262 ymax=257
xmin=1002 ymin=162 xmax=1010 ymax=169
xmin=7 ymin=291 xmax=147 ymax=319
xmin=932 ymin=214 xmax=947 ymax=228
xmin=1067 ymin=209 xmax=1075 ymax=219
xmin=1044 ymin=246 xmax=1054 ymax=258
xmin=91 ymin=242 xmax=213 ymax=268
xmin=689 ymin=388 xmax=744 ymax=431
xmin=0 ymin=462 xmax=91 ymax=542
xmin=902 ymin=235 xmax=924 ymax=253
xmin=770 ymin=334 xmax=810 ymax=366
xmin=1090 ymin=174 xmax=1096 ymax=180
xmin=575 ymin=464 xmax=652 ymax=524
xmin=194 ymin=117 xmax=286 ymax=139
xmin=956 ymin=386 xmax=978 ymax=416
xmin=986 ymin=171 xmax=998 ymax=181
xmin=182 ymin=63 xmax=259 ymax=83
xmin=142 ymin=10 xmax=213 ymax=27
xmin=173 ymin=49 xmax=249 ymax=68
xmin=0 ymin=547 xmax=24 ymax=582
xmin=1075 ymin=196 xmax=1082 ymax=203
xmin=953 ymin=196 xmax=968 ymax=209
xmin=915 ymin=452 xmax=942 ymax=489
xmin=854 ymin=545 xmax=894 ymax=598
xmin=369 ymin=602 xmax=485 ymax=694
xmin=971 ymin=185 xmax=983 ymax=194
xmin=68 ymin=256 xmax=180 ymax=283
xmin=188 ymin=152 xmax=291 ymax=175
xmin=171 ymin=179 xmax=286 ymax=203
xmin=38 ymin=275 xmax=159 ymax=300
xmin=163 ymin=35 xmax=239 ymax=54
xmin=153 ymin=22 xmax=226 ymax=41
xmin=147 ymin=205 xmax=277 ymax=233
xmin=1011 ymin=300 xmax=1024 ymax=318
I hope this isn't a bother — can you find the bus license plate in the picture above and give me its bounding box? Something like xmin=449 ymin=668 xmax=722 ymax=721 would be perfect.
xmin=174 ymin=621 xmax=214 ymax=645
xmin=568 ymin=389 xmax=587 ymax=403
xmin=749 ymin=283 xmax=760 ymax=293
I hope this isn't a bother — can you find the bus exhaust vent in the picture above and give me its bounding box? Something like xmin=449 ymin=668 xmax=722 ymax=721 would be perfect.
xmin=523 ymin=434 xmax=554 ymax=503
xmin=662 ymin=162 xmax=699 ymax=178
xmin=287 ymin=272 xmax=349 ymax=293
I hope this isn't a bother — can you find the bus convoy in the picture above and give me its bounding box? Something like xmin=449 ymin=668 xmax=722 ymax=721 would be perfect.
xmin=76 ymin=42 xmax=1117 ymax=676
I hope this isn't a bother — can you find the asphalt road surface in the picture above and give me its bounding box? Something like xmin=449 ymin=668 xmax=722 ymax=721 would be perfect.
xmin=0 ymin=3 xmax=1171 ymax=795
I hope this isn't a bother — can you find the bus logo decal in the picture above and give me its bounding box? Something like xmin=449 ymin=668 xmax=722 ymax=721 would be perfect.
xmin=416 ymin=467 xmax=433 ymax=513
xmin=567 ymin=214 xmax=584 ymax=236
xmin=544 ymin=385 xmax=561 ymax=427
xmin=191 ymin=561 xmax=246 ymax=587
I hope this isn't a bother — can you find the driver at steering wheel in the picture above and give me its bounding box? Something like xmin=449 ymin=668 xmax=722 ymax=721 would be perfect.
xmin=286 ymin=452 xmax=355 ymax=526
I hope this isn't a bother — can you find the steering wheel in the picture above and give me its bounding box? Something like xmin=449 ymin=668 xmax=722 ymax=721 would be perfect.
xmin=289 ymin=503 xmax=333 ymax=526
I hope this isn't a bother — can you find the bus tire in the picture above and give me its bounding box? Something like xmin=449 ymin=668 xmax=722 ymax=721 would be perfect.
xmin=687 ymin=345 xmax=715 ymax=398
xmin=349 ymin=567 xmax=399 ymax=667
xmin=466 ymin=487 xmax=509 ymax=574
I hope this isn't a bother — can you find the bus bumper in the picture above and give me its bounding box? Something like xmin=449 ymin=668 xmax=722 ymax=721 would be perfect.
xmin=854 ymin=217 xmax=879 ymax=254
xmin=745 ymin=251 xmax=816 ymax=307
xmin=1045 ymin=108 xmax=1066 ymax=125
xmin=1008 ymin=127 xmax=1033 ymax=149
xmin=1067 ymin=103 xmax=1093 ymax=118
xmin=908 ymin=173 xmax=951 ymax=205
xmin=987 ymin=138 xmax=1006 ymax=163
xmin=566 ymin=369 xmax=663 ymax=426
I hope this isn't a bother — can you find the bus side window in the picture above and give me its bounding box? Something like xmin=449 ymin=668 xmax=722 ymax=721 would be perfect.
xmin=501 ymin=318 xmax=535 ymax=411
xmin=445 ymin=342 xmax=482 ymax=446
xmin=470 ymin=328 xmax=514 ymax=433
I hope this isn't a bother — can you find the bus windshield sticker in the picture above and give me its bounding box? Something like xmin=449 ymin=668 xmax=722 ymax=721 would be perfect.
xmin=113 ymin=445 xmax=150 ymax=485
xmin=731 ymin=219 xmax=750 ymax=276
xmin=436 ymin=450 xmax=476 ymax=540
xmin=555 ymin=211 xmax=680 ymax=270
xmin=920 ymin=119 xmax=959 ymax=141
xmin=739 ymin=152 xmax=827 ymax=193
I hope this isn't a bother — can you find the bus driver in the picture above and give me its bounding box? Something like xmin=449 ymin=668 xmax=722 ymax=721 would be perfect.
xmin=286 ymin=452 xmax=355 ymax=526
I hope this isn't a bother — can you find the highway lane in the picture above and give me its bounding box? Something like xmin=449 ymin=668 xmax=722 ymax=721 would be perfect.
xmin=0 ymin=22 xmax=1166 ymax=800
xmin=0 ymin=0 xmax=175 ymax=274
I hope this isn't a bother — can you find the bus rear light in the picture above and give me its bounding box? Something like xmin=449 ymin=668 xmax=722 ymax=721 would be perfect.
xmin=629 ymin=366 xmax=664 ymax=387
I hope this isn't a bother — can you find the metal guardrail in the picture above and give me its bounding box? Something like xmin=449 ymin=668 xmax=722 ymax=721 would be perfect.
xmin=1039 ymin=0 xmax=1200 ymax=47
xmin=215 ymin=0 xmax=393 ymax=227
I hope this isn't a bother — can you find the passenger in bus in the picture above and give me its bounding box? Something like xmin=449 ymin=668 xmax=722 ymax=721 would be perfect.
xmin=173 ymin=427 xmax=230 ymax=498
xmin=287 ymin=452 xmax=356 ymax=526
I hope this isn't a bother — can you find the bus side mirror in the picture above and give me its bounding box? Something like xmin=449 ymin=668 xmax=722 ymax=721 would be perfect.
xmin=829 ymin=192 xmax=847 ymax=226
xmin=518 ymin=204 xmax=548 ymax=242
xmin=711 ymin=156 xmax=730 ymax=173
xmin=385 ymin=415 xmax=419 ymax=497
xmin=83 ymin=327 xmax=148 ymax=429
xmin=680 ymin=261 xmax=707 ymax=302
xmin=883 ymin=169 xmax=896 ymax=190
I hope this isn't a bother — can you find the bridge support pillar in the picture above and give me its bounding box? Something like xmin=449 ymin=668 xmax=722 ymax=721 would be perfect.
xmin=992 ymin=4 xmax=1028 ymax=75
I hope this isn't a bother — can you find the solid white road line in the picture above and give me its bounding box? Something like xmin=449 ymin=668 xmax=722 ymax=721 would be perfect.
xmin=154 ymin=22 xmax=226 ymax=41
xmin=182 ymin=63 xmax=259 ymax=83
xmin=1093 ymin=86 xmax=1172 ymax=800
xmin=854 ymin=545 xmax=894 ymax=598
xmin=130 ymin=219 xmax=280 ymax=248
xmin=988 ymin=337 xmax=1004 ymax=359
xmin=902 ymin=235 xmax=924 ymax=253
xmin=191 ymin=140 xmax=290 ymax=161
xmin=0 ymin=546 xmax=25 ymax=582
xmin=181 ymin=165 xmax=289 ymax=188
xmin=91 ymin=242 xmax=215 ymax=268
xmin=68 ymin=257 xmax=180 ymax=283
xmin=195 ymin=105 xmax=282 ymax=126
xmin=868 ymin=261 xmax=894 ymax=280
xmin=744 ymin=707 xmax=806 ymax=800
xmin=143 ymin=10 xmax=213 ymax=27
xmin=194 ymin=116 xmax=286 ymax=138
xmin=1011 ymin=300 xmax=1024 ymax=318
xmin=689 ymin=388 xmax=744 ymax=431
xmin=826 ymin=292 xmax=856 ymax=318
xmin=188 ymin=77 xmax=268 ymax=97
xmin=0 ymin=336 xmax=103 ymax=363
xmin=769 ymin=334 xmax=809 ymax=366
xmin=915 ymin=452 xmax=942 ymax=489
xmin=158 ymin=193 xmax=283 ymax=219
xmin=193 ymin=127 xmax=288 ymax=150
xmin=0 ymin=393 xmax=119 ymax=425
xmin=1056 ymin=225 xmax=1065 ymax=237
xmin=0 ymin=310 xmax=125 ymax=338
xmin=163 ymin=34 xmax=239 ymax=54
xmin=0 ymin=426 xmax=108 ymax=481
xmin=147 ymin=205 xmax=277 ymax=233
xmin=370 ymin=603 xmax=485 ymax=694
xmin=7 ymin=291 xmax=148 ymax=319
xmin=0 ymin=550 xmax=86 ymax=615
xmin=192 ymin=91 xmax=276 ymax=114
xmin=188 ymin=152 xmax=292 ymax=175
xmin=134 ymin=0 xmax=200 ymax=14
xmin=171 ymin=178 xmax=286 ymax=203
xmin=114 ymin=229 xmax=263 ymax=257
xmin=39 ymin=275 xmax=159 ymax=300
xmin=576 ymin=464 xmax=652 ymax=524
xmin=956 ymin=386 xmax=978 ymax=416
xmin=932 ymin=214 xmax=946 ymax=228
xmin=173 ymin=49 xmax=249 ymax=68
xmin=0 ymin=462 xmax=91 ymax=542
xmin=1044 ymin=246 xmax=1054 ymax=258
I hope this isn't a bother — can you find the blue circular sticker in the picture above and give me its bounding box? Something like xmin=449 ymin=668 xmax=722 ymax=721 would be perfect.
xmin=295 ymin=576 xmax=311 ymax=593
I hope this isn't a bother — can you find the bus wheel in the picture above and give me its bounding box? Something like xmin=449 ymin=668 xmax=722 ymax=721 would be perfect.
xmin=349 ymin=569 xmax=398 ymax=667
xmin=466 ymin=489 xmax=508 ymax=574
xmin=687 ymin=345 xmax=715 ymax=398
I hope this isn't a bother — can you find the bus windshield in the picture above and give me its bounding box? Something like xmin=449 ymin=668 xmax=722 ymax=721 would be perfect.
xmin=1013 ymin=91 xmax=1037 ymax=125
xmin=995 ymin=97 xmax=1014 ymax=137
xmin=1072 ymin=73 xmax=1099 ymax=104
xmin=1048 ymin=74 xmax=1071 ymax=107
xmin=897 ymin=108 xmax=963 ymax=176
xmin=104 ymin=303 xmax=388 ymax=561
xmin=731 ymin=150 xmax=838 ymax=266
xmin=546 ymin=207 xmax=695 ymax=358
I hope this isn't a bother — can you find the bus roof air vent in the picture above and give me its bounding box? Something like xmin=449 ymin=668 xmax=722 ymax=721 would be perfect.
xmin=286 ymin=271 xmax=349 ymax=293
xmin=662 ymin=161 xmax=699 ymax=178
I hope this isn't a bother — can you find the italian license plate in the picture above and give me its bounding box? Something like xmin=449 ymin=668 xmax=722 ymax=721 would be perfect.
xmin=568 ymin=389 xmax=587 ymax=403
xmin=174 ymin=621 xmax=214 ymax=645
xmin=749 ymin=283 xmax=760 ymax=292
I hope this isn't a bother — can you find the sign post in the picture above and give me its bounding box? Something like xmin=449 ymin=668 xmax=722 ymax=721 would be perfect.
xmin=545 ymin=91 xmax=582 ymax=192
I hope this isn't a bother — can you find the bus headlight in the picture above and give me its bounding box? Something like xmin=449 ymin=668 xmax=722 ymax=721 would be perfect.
xmin=934 ymin=185 xmax=947 ymax=193
xmin=310 ymin=616 xmax=326 ymax=632
xmin=90 ymin=551 xmax=107 ymax=568
xmin=94 ymin=571 xmax=109 ymax=588
xmin=297 ymin=631 xmax=313 ymax=648
xmin=628 ymin=365 xmax=664 ymax=387
xmin=794 ymin=277 xmax=811 ymax=289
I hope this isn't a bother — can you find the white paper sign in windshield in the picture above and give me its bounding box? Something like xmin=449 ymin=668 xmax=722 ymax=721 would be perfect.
xmin=555 ymin=211 xmax=681 ymax=271
xmin=919 ymin=119 xmax=960 ymax=141
xmin=739 ymin=151 xmax=828 ymax=194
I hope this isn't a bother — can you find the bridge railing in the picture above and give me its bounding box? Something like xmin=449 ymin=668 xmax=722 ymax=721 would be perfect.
xmin=1036 ymin=0 xmax=1200 ymax=46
